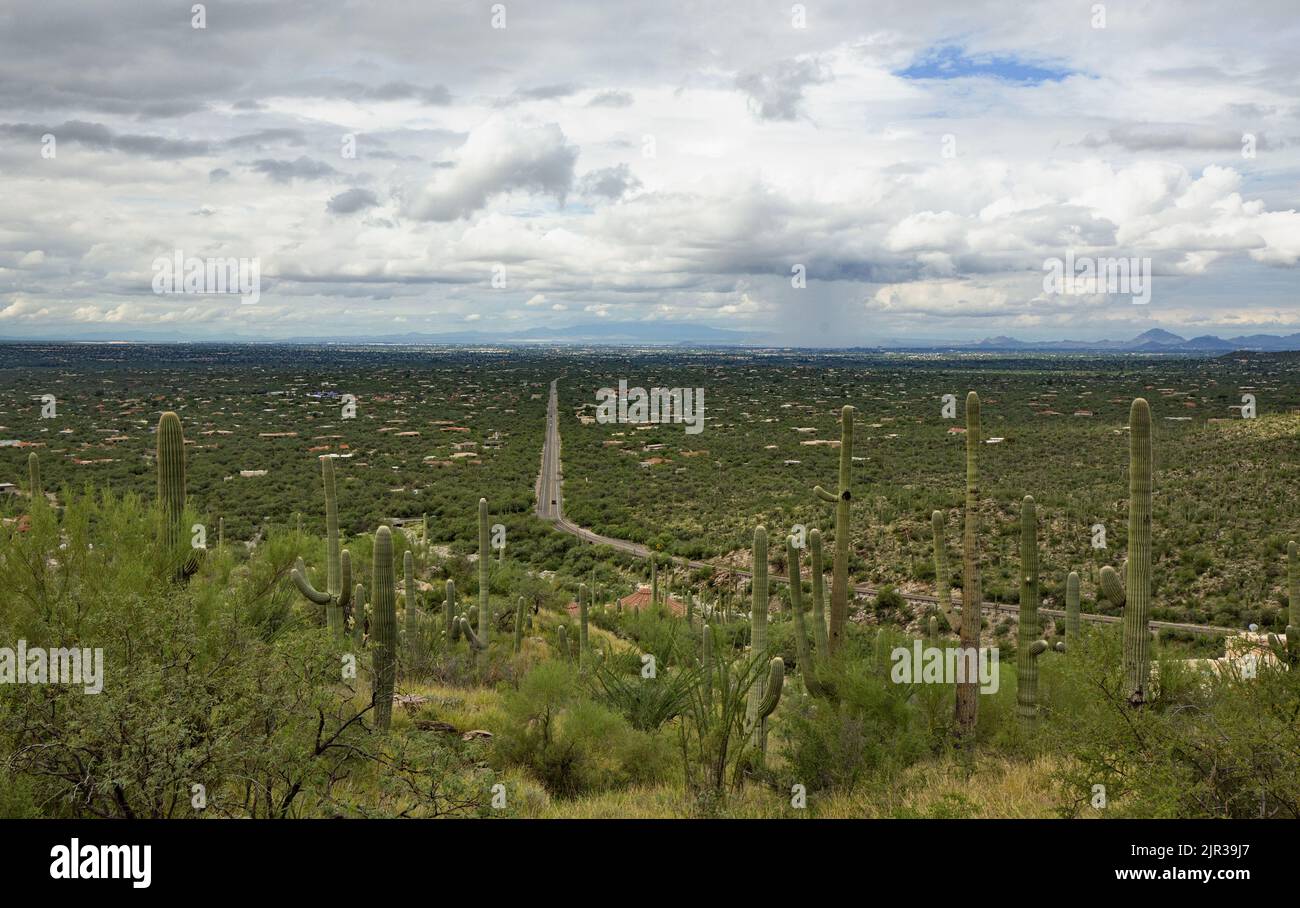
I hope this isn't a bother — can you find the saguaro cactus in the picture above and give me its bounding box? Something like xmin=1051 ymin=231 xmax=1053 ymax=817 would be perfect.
xmin=746 ymin=526 xmax=772 ymax=749
xmin=1287 ymin=542 xmax=1299 ymax=659
xmin=156 ymin=411 xmax=186 ymax=538
xmin=514 ymin=596 xmax=526 ymax=653
xmin=1017 ymin=496 xmax=1050 ymax=726
xmin=786 ymin=534 xmax=827 ymax=698
xmin=808 ymin=529 xmax=831 ymax=656
xmin=814 ymin=405 xmax=855 ymax=654
xmin=955 ymin=391 xmax=982 ymax=737
xmin=931 ymin=510 xmax=960 ymax=633
xmin=1099 ymin=399 xmax=1154 ymax=706
xmin=651 ymin=558 xmax=658 ymax=606
xmin=556 ymin=624 xmax=569 ymax=661
xmin=290 ymin=455 xmax=352 ymax=635
xmin=749 ymin=658 xmax=785 ymax=759
xmin=217 ymin=516 xmax=224 ymax=551
xmin=27 ymin=452 xmax=40 ymax=499
xmin=445 ymin=579 xmax=457 ymax=640
xmin=476 ymin=498 xmax=490 ymax=659
xmin=352 ymin=582 xmax=365 ymax=645
xmin=578 ymin=582 xmax=590 ymax=665
xmin=1065 ymin=571 xmax=1081 ymax=646
xmin=371 ymin=527 xmax=398 ymax=731
xmin=701 ymin=623 xmax=713 ymax=709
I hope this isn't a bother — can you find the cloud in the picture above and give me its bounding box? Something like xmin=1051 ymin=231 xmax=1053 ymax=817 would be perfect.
xmin=578 ymin=164 xmax=641 ymax=199
xmin=402 ymin=120 xmax=577 ymax=221
xmin=587 ymin=90 xmax=633 ymax=108
xmin=249 ymin=156 xmax=340 ymax=183
xmin=0 ymin=120 xmax=211 ymax=158
xmin=734 ymin=57 xmax=831 ymax=121
xmin=1081 ymin=124 xmax=1269 ymax=153
xmin=327 ymin=188 xmax=381 ymax=214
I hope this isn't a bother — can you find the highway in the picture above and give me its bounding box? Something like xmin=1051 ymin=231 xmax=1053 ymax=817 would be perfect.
xmin=535 ymin=379 xmax=1236 ymax=638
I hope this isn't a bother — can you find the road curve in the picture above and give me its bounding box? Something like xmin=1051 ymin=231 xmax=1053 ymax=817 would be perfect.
xmin=536 ymin=379 xmax=1236 ymax=638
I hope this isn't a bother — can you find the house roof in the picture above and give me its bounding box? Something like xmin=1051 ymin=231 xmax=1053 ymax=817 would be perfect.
xmin=617 ymin=585 xmax=687 ymax=617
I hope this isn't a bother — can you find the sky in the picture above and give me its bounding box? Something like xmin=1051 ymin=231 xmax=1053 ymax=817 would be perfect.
xmin=0 ymin=0 xmax=1297 ymax=344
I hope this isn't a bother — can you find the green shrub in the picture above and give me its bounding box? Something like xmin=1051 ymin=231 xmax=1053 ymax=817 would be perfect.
xmin=490 ymin=661 xmax=672 ymax=797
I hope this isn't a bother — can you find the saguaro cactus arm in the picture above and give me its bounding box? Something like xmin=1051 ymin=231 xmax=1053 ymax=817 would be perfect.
xmin=292 ymin=559 xmax=332 ymax=605
xmin=1100 ymin=565 xmax=1126 ymax=608
xmin=461 ymin=616 xmax=487 ymax=652
xmin=755 ymin=657 xmax=784 ymax=722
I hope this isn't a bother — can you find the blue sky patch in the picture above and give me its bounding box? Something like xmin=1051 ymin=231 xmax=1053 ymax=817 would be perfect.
xmin=897 ymin=45 xmax=1074 ymax=84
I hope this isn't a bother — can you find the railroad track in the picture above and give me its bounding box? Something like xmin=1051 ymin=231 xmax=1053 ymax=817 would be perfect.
xmin=537 ymin=381 xmax=1236 ymax=639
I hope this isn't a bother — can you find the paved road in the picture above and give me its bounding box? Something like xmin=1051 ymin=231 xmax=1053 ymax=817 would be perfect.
xmin=535 ymin=379 xmax=1236 ymax=639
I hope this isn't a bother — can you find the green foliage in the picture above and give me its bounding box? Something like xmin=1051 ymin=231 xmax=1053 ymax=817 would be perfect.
xmin=491 ymin=661 xmax=671 ymax=798
xmin=1051 ymin=628 xmax=1300 ymax=817
xmin=586 ymin=659 xmax=697 ymax=732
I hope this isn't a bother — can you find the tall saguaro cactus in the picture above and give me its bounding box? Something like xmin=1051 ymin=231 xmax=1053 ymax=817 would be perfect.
xmin=1287 ymin=542 xmax=1299 ymax=659
xmin=808 ymin=528 xmax=831 ymax=657
xmin=578 ymin=582 xmax=590 ymax=665
xmin=514 ymin=596 xmax=526 ymax=654
xmin=27 ymin=452 xmax=40 ymax=499
xmin=955 ymin=391 xmax=982 ymax=737
xmin=156 ymin=411 xmax=186 ymax=543
xmin=290 ymin=455 xmax=352 ymax=635
xmin=814 ymin=405 xmax=855 ymax=654
xmin=371 ymin=527 xmax=397 ymax=732
xmin=445 ymin=579 xmax=457 ymax=640
xmin=786 ymin=535 xmax=827 ymax=698
xmin=476 ymin=498 xmax=490 ymax=658
xmin=1017 ymin=496 xmax=1050 ymax=725
xmin=931 ymin=510 xmax=960 ymax=633
xmin=1065 ymin=571 xmax=1081 ymax=646
xmin=746 ymin=526 xmax=772 ymax=750
xmin=1099 ymin=399 xmax=1154 ymax=706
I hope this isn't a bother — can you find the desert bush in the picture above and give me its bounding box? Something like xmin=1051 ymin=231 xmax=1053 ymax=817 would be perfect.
xmin=490 ymin=661 xmax=672 ymax=797
xmin=1049 ymin=626 xmax=1300 ymax=818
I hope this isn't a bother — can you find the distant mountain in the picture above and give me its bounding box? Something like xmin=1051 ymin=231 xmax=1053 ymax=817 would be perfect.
xmin=275 ymin=321 xmax=761 ymax=346
xmin=961 ymin=329 xmax=1300 ymax=353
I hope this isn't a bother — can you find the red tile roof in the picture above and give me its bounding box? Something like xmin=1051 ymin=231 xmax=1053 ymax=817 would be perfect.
xmin=617 ymin=585 xmax=686 ymax=617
